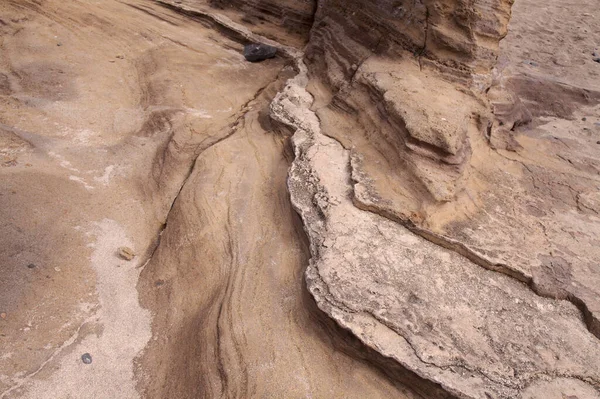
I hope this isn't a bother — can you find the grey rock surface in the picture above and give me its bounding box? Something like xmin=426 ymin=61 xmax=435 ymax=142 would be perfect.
xmin=243 ymin=43 xmax=277 ymax=62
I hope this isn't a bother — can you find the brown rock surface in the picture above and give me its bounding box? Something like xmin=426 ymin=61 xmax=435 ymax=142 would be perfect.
xmin=1 ymin=0 xmax=600 ymax=398
xmin=280 ymin=78 xmax=600 ymax=397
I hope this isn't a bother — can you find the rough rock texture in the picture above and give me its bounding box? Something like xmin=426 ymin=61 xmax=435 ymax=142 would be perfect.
xmin=330 ymin=0 xmax=600 ymax=343
xmin=302 ymin=0 xmax=514 ymax=208
xmin=273 ymin=0 xmax=600 ymax=397
xmin=306 ymin=0 xmax=513 ymax=89
xmin=2 ymin=0 xmax=600 ymax=398
xmin=272 ymin=51 xmax=600 ymax=397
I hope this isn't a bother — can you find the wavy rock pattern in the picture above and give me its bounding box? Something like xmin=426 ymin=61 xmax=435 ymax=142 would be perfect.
xmin=2 ymin=0 xmax=600 ymax=398
xmin=306 ymin=0 xmax=513 ymax=89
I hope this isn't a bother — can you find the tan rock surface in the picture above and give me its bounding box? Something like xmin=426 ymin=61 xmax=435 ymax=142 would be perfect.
xmin=2 ymin=0 xmax=600 ymax=398
xmin=0 ymin=0 xmax=296 ymax=396
xmin=326 ymin=0 xmax=600 ymax=341
xmin=274 ymin=45 xmax=600 ymax=397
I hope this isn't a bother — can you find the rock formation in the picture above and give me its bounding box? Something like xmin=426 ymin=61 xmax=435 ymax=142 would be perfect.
xmin=1 ymin=0 xmax=600 ymax=398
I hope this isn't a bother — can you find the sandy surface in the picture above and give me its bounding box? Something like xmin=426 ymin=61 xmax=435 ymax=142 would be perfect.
xmin=0 ymin=0 xmax=287 ymax=397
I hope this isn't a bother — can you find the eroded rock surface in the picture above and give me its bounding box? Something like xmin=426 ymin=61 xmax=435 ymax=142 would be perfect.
xmin=2 ymin=0 xmax=600 ymax=398
xmin=279 ymin=82 xmax=600 ymax=397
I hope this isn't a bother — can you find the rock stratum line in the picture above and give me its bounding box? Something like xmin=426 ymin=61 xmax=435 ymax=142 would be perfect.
xmin=1 ymin=0 xmax=600 ymax=398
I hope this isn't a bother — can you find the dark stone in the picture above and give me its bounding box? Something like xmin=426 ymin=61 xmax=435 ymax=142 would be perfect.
xmin=81 ymin=353 xmax=92 ymax=364
xmin=27 ymin=263 xmax=36 ymax=269
xmin=593 ymin=57 xmax=600 ymax=64
xmin=243 ymin=43 xmax=277 ymax=62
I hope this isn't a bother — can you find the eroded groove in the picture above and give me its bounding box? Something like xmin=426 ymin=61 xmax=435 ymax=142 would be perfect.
xmin=138 ymin=78 xmax=277 ymax=272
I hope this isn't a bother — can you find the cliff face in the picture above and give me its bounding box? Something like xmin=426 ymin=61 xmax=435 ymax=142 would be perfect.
xmin=307 ymin=0 xmax=513 ymax=89
xmin=303 ymin=0 xmax=514 ymax=209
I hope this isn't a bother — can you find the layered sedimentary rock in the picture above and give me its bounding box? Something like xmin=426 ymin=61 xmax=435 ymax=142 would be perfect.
xmin=207 ymin=0 xmax=316 ymax=46
xmin=307 ymin=0 xmax=513 ymax=89
xmin=2 ymin=0 xmax=600 ymax=398
xmin=300 ymin=0 xmax=514 ymax=210
xmin=273 ymin=73 xmax=600 ymax=397
xmin=271 ymin=0 xmax=600 ymax=397
xmin=306 ymin=0 xmax=600 ymax=344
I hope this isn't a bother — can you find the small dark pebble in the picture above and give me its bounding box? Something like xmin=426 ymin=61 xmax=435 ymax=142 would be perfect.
xmin=582 ymin=117 xmax=587 ymax=121
xmin=596 ymin=141 xmax=600 ymax=144
xmin=593 ymin=57 xmax=600 ymax=64
xmin=27 ymin=263 xmax=36 ymax=269
xmin=243 ymin=43 xmax=277 ymax=62
xmin=57 ymin=43 xmax=62 ymax=47
xmin=523 ymin=60 xmax=537 ymax=67
xmin=81 ymin=353 xmax=92 ymax=364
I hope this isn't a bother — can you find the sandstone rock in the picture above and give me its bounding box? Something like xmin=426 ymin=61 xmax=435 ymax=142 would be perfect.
xmin=306 ymin=0 xmax=513 ymax=90
xmin=3 ymin=0 xmax=600 ymax=398
xmin=275 ymin=61 xmax=600 ymax=398
xmin=209 ymin=0 xmax=316 ymax=46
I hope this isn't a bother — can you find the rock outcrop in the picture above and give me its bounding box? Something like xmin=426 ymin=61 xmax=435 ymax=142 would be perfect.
xmin=270 ymin=0 xmax=600 ymax=397
xmin=2 ymin=0 xmax=600 ymax=398
xmin=275 ymin=75 xmax=600 ymax=397
xmin=306 ymin=0 xmax=513 ymax=89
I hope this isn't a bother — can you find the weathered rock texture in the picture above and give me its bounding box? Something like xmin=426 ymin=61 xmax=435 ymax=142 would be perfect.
xmin=271 ymin=0 xmax=600 ymax=397
xmin=2 ymin=0 xmax=600 ymax=398
xmin=275 ymin=75 xmax=600 ymax=397
xmin=307 ymin=0 xmax=513 ymax=89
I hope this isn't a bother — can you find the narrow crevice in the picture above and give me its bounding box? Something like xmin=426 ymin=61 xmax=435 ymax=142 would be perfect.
xmin=417 ymin=1 xmax=430 ymax=71
xmin=137 ymin=78 xmax=276 ymax=272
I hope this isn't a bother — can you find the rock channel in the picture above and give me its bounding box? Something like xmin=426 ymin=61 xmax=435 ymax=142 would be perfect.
xmin=1 ymin=0 xmax=600 ymax=398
